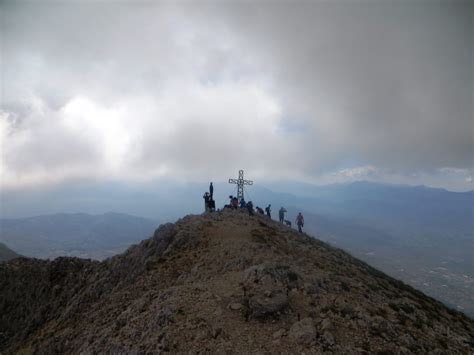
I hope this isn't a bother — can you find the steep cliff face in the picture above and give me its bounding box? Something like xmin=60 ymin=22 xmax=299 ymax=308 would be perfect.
xmin=1 ymin=210 xmax=472 ymax=353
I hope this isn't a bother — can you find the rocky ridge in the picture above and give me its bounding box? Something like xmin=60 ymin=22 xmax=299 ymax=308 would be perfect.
xmin=0 ymin=243 xmax=20 ymax=262
xmin=1 ymin=210 xmax=473 ymax=353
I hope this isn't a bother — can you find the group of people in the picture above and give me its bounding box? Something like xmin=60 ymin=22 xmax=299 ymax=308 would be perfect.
xmin=202 ymin=182 xmax=305 ymax=233
xmin=277 ymin=206 xmax=305 ymax=233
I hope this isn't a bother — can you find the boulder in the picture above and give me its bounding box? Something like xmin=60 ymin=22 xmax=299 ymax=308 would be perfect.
xmin=289 ymin=317 xmax=316 ymax=345
xmin=248 ymin=292 xmax=288 ymax=319
xmin=243 ymin=263 xmax=299 ymax=290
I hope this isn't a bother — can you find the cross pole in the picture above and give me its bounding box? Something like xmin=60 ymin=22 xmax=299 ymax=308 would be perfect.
xmin=228 ymin=170 xmax=253 ymax=201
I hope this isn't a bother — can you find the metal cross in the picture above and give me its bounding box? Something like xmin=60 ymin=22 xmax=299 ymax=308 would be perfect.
xmin=228 ymin=170 xmax=253 ymax=200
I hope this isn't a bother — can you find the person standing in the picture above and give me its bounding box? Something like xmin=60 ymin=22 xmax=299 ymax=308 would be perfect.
xmin=209 ymin=182 xmax=214 ymax=199
xmin=296 ymin=212 xmax=304 ymax=233
xmin=246 ymin=201 xmax=254 ymax=216
xmin=232 ymin=197 xmax=239 ymax=209
xmin=279 ymin=207 xmax=287 ymax=223
xmin=265 ymin=204 xmax=272 ymax=218
xmin=209 ymin=198 xmax=216 ymax=212
xmin=203 ymin=192 xmax=210 ymax=212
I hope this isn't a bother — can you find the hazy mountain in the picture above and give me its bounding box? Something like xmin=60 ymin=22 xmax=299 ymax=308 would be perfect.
xmin=247 ymin=182 xmax=474 ymax=317
xmin=0 ymin=213 xmax=157 ymax=260
xmin=256 ymin=181 xmax=473 ymax=236
xmin=0 ymin=243 xmax=20 ymax=262
xmin=1 ymin=181 xmax=472 ymax=315
xmin=1 ymin=211 xmax=472 ymax=353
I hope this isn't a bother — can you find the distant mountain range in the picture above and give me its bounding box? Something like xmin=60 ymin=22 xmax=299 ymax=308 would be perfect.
xmin=0 ymin=243 xmax=20 ymax=262
xmin=0 ymin=181 xmax=472 ymax=316
xmin=248 ymin=182 xmax=473 ymax=317
xmin=0 ymin=212 xmax=157 ymax=260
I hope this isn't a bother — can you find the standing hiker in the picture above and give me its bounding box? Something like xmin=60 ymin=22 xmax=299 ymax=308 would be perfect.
xmin=296 ymin=212 xmax=304 ymax=233
xmin=203 ymin=192 xmax=210 ymax=212
xmin=240 ymin=198 xmax=246 ymax=209
xmin=232 ymin=197 xmax=239 ymax=209
xmin=209 ymin=198 xmax=216 ymax=212
xmin=209 ymin=182 xmax=214 ymax=199
xmin=265 ymin=204 xmax=272 ymax=218
xmin=279 ymin=207 xmax=287 ymax=223
xmin=246 ymin=201 xmax=254 ymax=216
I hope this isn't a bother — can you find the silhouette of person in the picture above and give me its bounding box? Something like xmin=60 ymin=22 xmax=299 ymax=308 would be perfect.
xmin=209 ymin=182 xmax=214 ymax=199
xmin=209 ymin=198 xmax=216 ymax=212
xmin=279 ymin=207 xmax=287 ymax=223
xmin=232 ymin=197 xmax=239 ymax=209
xmin=265 ymin=204 xmax=271 ymax=218
xmin=203 ymin=192 xmax=210 ymax=212
xmin=246 ymin=201 xmax=254 ymax=216
xmin=296 ymin=212 xmax=304 ymax=233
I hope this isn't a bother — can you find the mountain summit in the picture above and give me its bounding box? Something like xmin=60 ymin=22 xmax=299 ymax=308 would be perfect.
xmin=1 ymin=210 xmax=472 ymax=353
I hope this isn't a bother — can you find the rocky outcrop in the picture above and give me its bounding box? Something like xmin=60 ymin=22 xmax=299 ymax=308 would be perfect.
xmin=0 ymin=210 xmax=473 ymax=353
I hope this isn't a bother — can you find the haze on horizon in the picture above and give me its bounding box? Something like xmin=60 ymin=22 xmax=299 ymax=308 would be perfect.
xmin=1 ymin=0 xmax=473 ymax=195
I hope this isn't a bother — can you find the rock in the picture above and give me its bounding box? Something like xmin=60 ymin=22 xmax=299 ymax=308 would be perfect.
xmin=195 ymin=329 xmax=210 ymax=341
xmin=212 ymin=327 xmax=222 ymax=339
xmin=158 ymin=334 xmax=170 ymax=351
xmin=273 ymin=328 xmax=286 ymax=339
xmin=243 ymin=263 xmax=300 ymax=289
xmin=322 ymin=331 xmax=335 ymax=346
xmin=289 ymin=317 xmax=316 ymax=345
xmin=156 ymin=306 xmax=174 ymax=327
xmin=248 ymin=291 xmax=288 ymax=319
xmin=341 ymin=305 xmax=355 ymax=318
xmin=228 ymin=303 xmax=243 ymax=311
xmin=370 ymin=316 xmax=391 ymax=337
xmin=320 ymin=318 xmax=334 ymax=332
xmin=399 ymin=333 xmax=415 ymax=347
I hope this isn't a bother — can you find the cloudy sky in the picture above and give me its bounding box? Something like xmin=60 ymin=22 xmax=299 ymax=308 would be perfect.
xmin=1 ymin=0 xmax=473 ymax=192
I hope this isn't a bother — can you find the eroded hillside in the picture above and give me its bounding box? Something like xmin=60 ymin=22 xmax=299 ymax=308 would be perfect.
xmin=1 ymin=210 xmax=472 ymax=353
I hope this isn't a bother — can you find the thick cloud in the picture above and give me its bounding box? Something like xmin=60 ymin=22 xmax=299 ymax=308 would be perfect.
xmin=1 ymin=0 xmax=472 ymax=191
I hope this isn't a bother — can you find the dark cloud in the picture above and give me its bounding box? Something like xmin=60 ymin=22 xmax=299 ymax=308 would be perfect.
xmin=0 ymin=0 xmax=472 ymax=190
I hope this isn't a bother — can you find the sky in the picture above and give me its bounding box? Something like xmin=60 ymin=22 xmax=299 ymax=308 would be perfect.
xmin=1 ymin=0 xmax=473 ymax=193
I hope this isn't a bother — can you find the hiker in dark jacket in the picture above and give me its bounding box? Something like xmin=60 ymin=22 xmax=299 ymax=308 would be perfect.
xmin=203 ymin=192 xmax=210 ymax=212
xmin=296 ymin=212 xmax=304 ymax=233
xmin=279 ymin=207 xmax=287 ymax=223
xmin=209 ymin=182 xmax=214 ymax=199
xmin=208 ymin=199 xmax=216 ymax=212
xmin=246 ymin=201 xmax=254 ymax=216
xmin=265 ymin=204 xmax=271 ymax=218
xmin=232 ymin=197 xmax=239 ymax=209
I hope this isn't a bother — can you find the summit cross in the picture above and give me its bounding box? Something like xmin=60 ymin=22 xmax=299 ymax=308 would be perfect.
xmin=228 ymin=170 xmax=253 ymax=200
